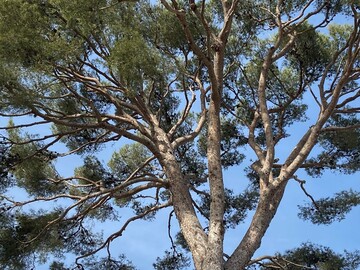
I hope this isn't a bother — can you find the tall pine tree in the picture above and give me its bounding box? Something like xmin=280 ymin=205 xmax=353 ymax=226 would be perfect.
xmin=0 ymin=0 xmax=359 ymax=269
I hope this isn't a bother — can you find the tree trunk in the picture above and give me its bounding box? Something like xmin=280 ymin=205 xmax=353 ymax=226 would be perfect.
xmin=201 ymin=47 xmax=227 ymax=269
xmin=225 ymin=182 xmax=287 ymax=269
xmin=152 ymin=125 xmax=208 ymax=269
xmin=202 ymin=92 xmax=225 ymax=269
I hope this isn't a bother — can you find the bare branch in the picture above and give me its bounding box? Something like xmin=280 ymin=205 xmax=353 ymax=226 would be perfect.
xmin=167 ymin=210 xmax=178 ymax=252
xmin=75 ymin=201 xmax=171 ymax=263
xmin=293 ymin=175 xmax=319 ymax=210
xmin=321 ymin=124 xmax=360 ymax=132
xmin=248 ymin=111 xmax=265 ymax=164
xmin=171 ymin=109 xmax=207 ymax=148
xmin=168 ymin=84 xmax=197 ymax=138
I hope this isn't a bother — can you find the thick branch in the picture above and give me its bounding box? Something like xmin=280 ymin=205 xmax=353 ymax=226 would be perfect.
xmin=225 ymin=183 xmax=287 ymax=269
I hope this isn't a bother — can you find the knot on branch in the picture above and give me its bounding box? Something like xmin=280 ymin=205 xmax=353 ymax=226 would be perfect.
xmin=189 ymin=0 xmax=196 ymax=11
xmin=211 ymin=42 xmax=221 ymax=52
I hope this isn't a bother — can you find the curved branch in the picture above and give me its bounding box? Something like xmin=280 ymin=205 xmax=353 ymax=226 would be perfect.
xmin=168 ymin=84 xmax=197 ymax=139
xmin=293 ymin=175 xmax=319 ymax=210
xmin=75 ymin=201 xmax=171 ymax=263
xmin=171 ymin=109 xmax=207 ymax=148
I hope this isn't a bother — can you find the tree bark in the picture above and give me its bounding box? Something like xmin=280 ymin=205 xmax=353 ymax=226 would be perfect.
xmin=152 ymin=125 xmax=208 ymax=269
xmin=202 ymin=82 xmax=225 ymax=269
xmin=200 ymin=1 xmax=239 ymax=267
xmin=225 ymin=182 xmax=287 ymax=269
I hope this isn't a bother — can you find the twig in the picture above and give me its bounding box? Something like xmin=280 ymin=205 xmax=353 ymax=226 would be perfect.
xmin=168 ymin=210 xmax=179 ymax=256
xmin=293 ymin=175 xmax=319 ymax=210
xmin=75 ymin=201 xmax=171 ymax=264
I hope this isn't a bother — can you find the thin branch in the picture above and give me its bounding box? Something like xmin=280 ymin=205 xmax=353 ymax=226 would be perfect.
xmin=171 ymin=111 xmax=207 ymax=148
xmin=167 ymin=210 xmax=178 ymax=253
xmin=283 ymin=0 xmax=324 ymax=28
xmin=248 ymin=254 xmax=315 ymax=269
xmin=75 ymin=201 xmax=171 ymax=264
xmin=0 ymin=110 xmax=33 ymax=117
xmin=336 ymin=89 xmax=360 ymax=108
xmin=247 ymin=111 xmax=265 ymax=164
xmin=168 ymin=84 xmax=197 ymax=139
xmin=307 ymin=84 xmax=322 ymax=108
xmin=321 ymin=124 xmax=360 ymax=132
xmin=122 ymin=156 xmax=157 ymax=184
xmin=248 ymin=255 xmax=276 ymax=266
xmin=293 ymin=175 xmax=319 ymax=210
xmin=0 ymin=120 xmax=49 ymax=130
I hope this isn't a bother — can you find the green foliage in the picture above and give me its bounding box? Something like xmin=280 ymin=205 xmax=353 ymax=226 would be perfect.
xmin=172 ymin=114 xmax=208 ymax=184
xmin=0 ymin=205 xmax=105 ymax=269
xmin=298 ymin=190 xmax=360 ymax=225
xmin=219 ymin=119 xmax=247 ymax=168
xmin=176 ymin=142 xmax=207 ymax=185
xmin=147 ymin=7 xmax=190 ymax=50
xmin=0 ymin=0 xmax=50 ymax=66
xmin=150 ymin=93 xmax=181 ymax=132
xmin=286 ymin=23 xmax=332 ymax=80
xmin=328 ymin=24 xmax=354 ymax=50
xmin=49 ymin=261 xmax=69 ymax=270
xmin=109 ymin=143 xmax=152 ymax=179
xmin=198 ymin=118 xmax=247 ymax=168
xmin=153 ymin=250 xmax=191 ymax=270
xmin=258 ymin=243 xmax=360 ymax=270
xmin=75 ymin=155 xmax=112 ymax=183
xmin=0 ymin=209 xmax=65 ymax=270
xmin=54 ymin=125 xmax=108 ymax=154
xmin=7 ymin=121 xmax=63 ymax=196
xmin=224 ymin=51 xmax=309 ymax=147
xmin=110 ymin=31 xmax=162 ymax=88
xmin=306 ymin=115 xmax=360 ymax=177
xmin=283 ymin=245 xmax=344 ymax=269
xmin=0 ymin=0 xmax=85 ymax=68
xmin=197 ymin=187 xmax=259 ymax=229
xmin=49 ymin=261 xmax=68 ymax=270
xmin=174 ymin=231 xmax=190 ymax=252
xmin=81 ymin=254 xmax=137 ymax=270
xmin=0 ymin=63 xmax=39 ymax=114
xmin=0 ymin=141 xmax=17 ymax=192
xmin=50 ymin=254 xmax=137 ymax=270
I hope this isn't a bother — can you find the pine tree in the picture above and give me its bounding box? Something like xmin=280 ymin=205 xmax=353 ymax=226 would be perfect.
xmin=0 ymin=0 xmax=359 ymax=269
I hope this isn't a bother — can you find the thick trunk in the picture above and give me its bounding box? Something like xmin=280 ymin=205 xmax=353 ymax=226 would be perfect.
xmin=225 ymin=182 xmax=287 ymax=269
xmin=202 ymin=92 xmax=225 ymax=270
xmin=157 ymin=2 xmax=238 ymax=268
xmin=152 ymin=126 xmax=208 ymax=269
xmin=167 ymin=157 xmax=208 ymax=269
xmin=200 ymin=23 xmax=231 ymax=264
